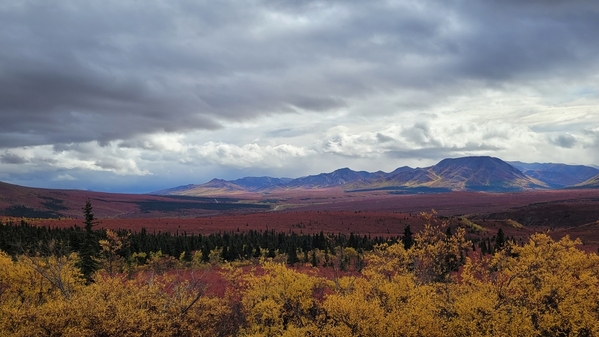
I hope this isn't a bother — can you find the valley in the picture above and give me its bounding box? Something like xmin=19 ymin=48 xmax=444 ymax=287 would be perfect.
xmin=2 ymin=156 xmax=599 ymax=250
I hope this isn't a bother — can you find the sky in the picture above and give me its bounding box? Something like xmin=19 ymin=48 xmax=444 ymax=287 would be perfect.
xmin=1 ymin=0 xmax=599 ymax=193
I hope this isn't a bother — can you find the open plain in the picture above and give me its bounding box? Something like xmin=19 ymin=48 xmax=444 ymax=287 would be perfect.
xmin=5 ymin=188 xmax=596 ymax=251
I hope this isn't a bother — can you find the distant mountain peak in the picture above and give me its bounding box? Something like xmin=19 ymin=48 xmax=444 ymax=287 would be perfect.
xmin=334 ymin=167 xmax=352 ymax=172
xmin=424 ymin=156 xmax=546 ymax=191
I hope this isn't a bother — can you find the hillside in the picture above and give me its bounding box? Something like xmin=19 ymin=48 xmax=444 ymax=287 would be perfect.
xmin=427 ymin=157 xmax=547 ymax=191
xmin=0 ymin=181 xmax=269 ymax=219
xmin=366 ymin=156 xmax=548 ymax=191
xmin=509 ymin=162 xmax=599 ymax=188
xmin=575 ymin=174 xmax=599 ymax=188
xmin=231 ymin=176 xmax=291 ymax=191
xmin=286 ymin=168 xmax=380 ymax=189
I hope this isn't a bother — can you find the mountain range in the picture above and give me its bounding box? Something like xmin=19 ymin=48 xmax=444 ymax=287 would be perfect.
xmin=508 ymin=162 xmax=599 ymax=188
xmin=153 ymin=156 xmax=599 ymax=196
xmin=2 ymin=156 xmax=599 ymax=219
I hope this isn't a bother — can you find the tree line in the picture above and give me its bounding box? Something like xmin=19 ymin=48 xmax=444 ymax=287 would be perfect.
xmin=0 ymin=216 xmax=400 ymax=267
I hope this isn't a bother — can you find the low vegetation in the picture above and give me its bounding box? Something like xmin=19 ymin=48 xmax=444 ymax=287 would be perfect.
xmin=506 ymin=218 xmax=524 ymax=228
xmin=136 ymin=200 xmax=271 ymax=213
xmin=1 ymin=205 xmax=598 ymax=336
xmin=458 ymin=217 xmax=486 ymax=232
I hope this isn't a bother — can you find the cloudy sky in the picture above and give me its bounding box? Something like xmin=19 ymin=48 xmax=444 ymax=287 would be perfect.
xmin=1 ymin=0 xmax=599 ymax=193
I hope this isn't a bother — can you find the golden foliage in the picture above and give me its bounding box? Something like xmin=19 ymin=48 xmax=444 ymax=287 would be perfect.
xmin=239 ymin=262 xmax=329 ymax=336
xmin=0 ymin=267 xmax=233 ymax=336
xmin=3 ymin=214 xmax=599 ymax=336
xmin=99 ymin=229 xmax=130 ymax=276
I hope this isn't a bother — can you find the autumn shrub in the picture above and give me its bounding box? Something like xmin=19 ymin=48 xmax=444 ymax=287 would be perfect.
xmin=4 ymin=214 xmax=599 ymax=337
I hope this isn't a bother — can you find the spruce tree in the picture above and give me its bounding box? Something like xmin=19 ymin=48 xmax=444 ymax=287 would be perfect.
xmin=287 ymin=244 xmax=299 ymax=265
xmin=201 ymin=244 xmax=211 ymax=263
xmin=494 ymin=228 xmax=506 ymax=252
xmin=79 ymin=199 xmax=99 ymax=282
xmin=221 ymin=246 xmax=230 ymax=261
xmin=402 ymin=225 xmax=414 ymax=249
xmin=267 ymin=246 xmax=276 ymax=258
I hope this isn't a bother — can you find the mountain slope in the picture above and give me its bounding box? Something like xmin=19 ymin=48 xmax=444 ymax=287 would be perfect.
xmin=231 ymin=177 xmax=291 ymax=191
xmin=509 ymin=162 xmax=599 ymax=188
xmin=154 ymin=176 xmax=294 ymax=196
xmin=158 ymin=179 xmax=254 ymax=196
xmin=575 ymin=174 xmax=599 ymax=188
xmin=286 ymin=168 xmax=379 ymax=188
xmin=426 ymin=157 xmax=547 ymax=191
xmin=151 ymin=184 xmax=198 ymax=195
xmin=359 ymin=157 xmax=547 ymax=191
xmin=383 ymin=168 xmax=438 ymax=187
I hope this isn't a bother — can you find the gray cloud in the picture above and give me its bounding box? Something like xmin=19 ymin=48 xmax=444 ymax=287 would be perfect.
xmin=0 ymin=152 xmax=28 ymax=164
xmin=453 ymin=1 xmax=599 ymax=83
xmin=1 ymin=0 xmax=599 ymax=191
xmin=2 ymin=0 xmax=598 ymax=149
xmin=376 ymin=133 xmax=395 ymax=143
xmin=551 ymin=134 xmax=577 ymax=148
xmin=401 ymin=122 xmax=442 ymax=147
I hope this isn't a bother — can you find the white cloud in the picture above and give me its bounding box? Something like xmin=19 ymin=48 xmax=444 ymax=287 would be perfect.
xmin=0 ymin=143 xmax=151 ymax=176
xmin=53 ymin=174 xmax=76 ymax=181
xmin=189 ymin=142 xmax=314 ymax=168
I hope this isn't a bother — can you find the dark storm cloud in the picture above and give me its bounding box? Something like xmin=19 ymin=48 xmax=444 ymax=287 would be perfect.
xmin=0 ymin=152 xmax=28 ymax=164
xmin=551 ymin=134 xmax=577 ymax=148
xmin=1 ymin=0 xmax=598 ymax=148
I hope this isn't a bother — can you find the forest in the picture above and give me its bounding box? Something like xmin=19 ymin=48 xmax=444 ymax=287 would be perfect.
xmin=1 ymin=206 xmax=599 ymax=336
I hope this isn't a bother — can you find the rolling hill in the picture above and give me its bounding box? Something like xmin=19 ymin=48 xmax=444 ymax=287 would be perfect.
xmin=0 ymin=180 xmax=268 ymax=219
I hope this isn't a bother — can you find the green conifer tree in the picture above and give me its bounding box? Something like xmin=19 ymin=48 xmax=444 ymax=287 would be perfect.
xmin=494 ymin=228 xmax=506 ymax=252
xmin=79 ymin=199 xmax=99 ymax=282
xmin=287 ymin=243 xmax=299 ymax=265
xmin=402 ymin=225 xmax=415 ymax=249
